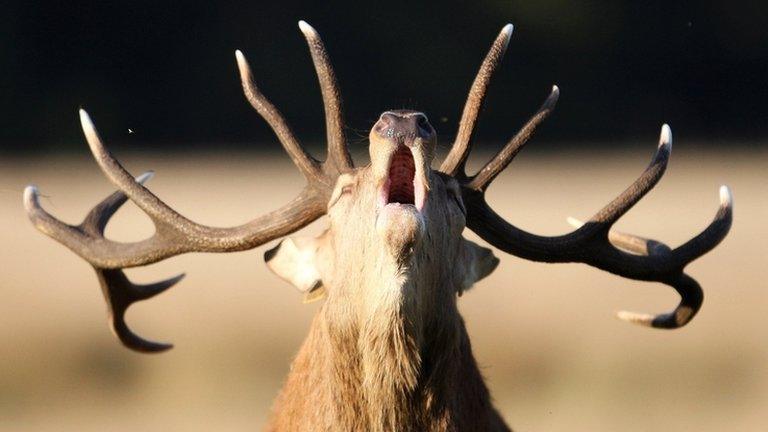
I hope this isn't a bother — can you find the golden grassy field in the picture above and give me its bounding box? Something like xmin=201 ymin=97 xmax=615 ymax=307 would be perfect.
xmin=1 ymin=144 xmax=765 ymax=431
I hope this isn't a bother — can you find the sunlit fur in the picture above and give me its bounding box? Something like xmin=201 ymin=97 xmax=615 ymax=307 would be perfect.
xmin=266 ymin=117 xmax=505 ymax=431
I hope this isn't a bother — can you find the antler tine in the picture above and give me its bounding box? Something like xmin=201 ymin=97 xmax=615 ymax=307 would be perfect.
xmin=463 ymin=124 xmax=733 ymax=329
xmin=98 ymin=269 xmax=184 ymax=352
xmin=612 ymin=192 xmax=730 ymax=323
xmin=566 ymin=216 xmax=671 ymax=256
xmin=298 ymin=20 xmax=353 ymax=173
xmin=672 ymin=185 xmax=734 ymax=264
xmin=462 ymin=127 xmax=673 ymax=262
xmin=468 ymin=85 xmax=559 ymax=191
xmin=571 ymin=202 xmax=706 ymax=330
xmin=24 ymin=178 xmax=178 ymax=269
xmin=50 ymin=109 xmax=327 ymax=268
xmin=568 ymin=184 xmax=732 ymax=329
xmin=529 ymin=124 xmax=672 ymax=244
xmin=25 ymin=185 xmax=87 ymax=249
xmin=235 ymin=50 xmax=323 ymax=182
xmin=616 ymin=274 xmax=703 ymax=329
xmin=83 ymin=171 xmax=155 ymax=233
xmin=28 ymin=172 xmax=183 ymax=351
xmin=83 ymin=174 xmax=184 ymax=352
xmin=441 ymin=24 xmax=514 ymax=177
xmin=587 ymin=125 xmax=672 ymax=228
xmin=80 ymin=109 xmax=198 ymax=228
xmin=568 ymin=185 xmax=733 ymax=261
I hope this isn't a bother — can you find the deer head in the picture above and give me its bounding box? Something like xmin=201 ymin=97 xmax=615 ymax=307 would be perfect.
xmin=25 ymin=21 xmax=732 ymax=358
xmin=266 ymin=109 xmax=498 ymax=324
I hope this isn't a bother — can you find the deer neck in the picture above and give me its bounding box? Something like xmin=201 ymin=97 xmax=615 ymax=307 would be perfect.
xmin=269 ymin=264 xmax=491 ymax=431
xmin=322 ymin=267 xmax=464 ymax=428
xmin=269 ymin=224 xmax=485 ymax=430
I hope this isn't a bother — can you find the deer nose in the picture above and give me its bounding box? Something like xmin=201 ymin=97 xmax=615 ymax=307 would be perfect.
xmin=373 ymin=110 xmax=434 ymax=146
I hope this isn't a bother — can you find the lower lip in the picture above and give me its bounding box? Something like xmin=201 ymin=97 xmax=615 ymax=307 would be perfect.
xmin=378 ymin=185 xmax=422 ymax=216
xmin=376 ymin=201 xmax=424 ymax=229
xmin=378 ymin=203 xmax=424 ymax=233
xmin=377 ymin=178 xmax=427 ymax=212
xmin=385 ymin=202 xmax=417 ymax=210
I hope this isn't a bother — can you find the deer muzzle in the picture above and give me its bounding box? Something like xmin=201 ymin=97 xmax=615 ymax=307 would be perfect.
xmin=368 ymin=110 xmax=437 ymax=257
xmin=371 ymin=110 xmax=435 ymax=212
xmin=374 ymin=144 xmax=427 ymax=256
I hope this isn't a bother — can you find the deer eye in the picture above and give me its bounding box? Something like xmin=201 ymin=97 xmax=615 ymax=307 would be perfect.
xmin=328 ymin=175 xmax=357 ymax=209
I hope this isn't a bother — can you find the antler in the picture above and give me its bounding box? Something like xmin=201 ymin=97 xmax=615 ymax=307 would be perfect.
xmin=24 ymin=22 xmax=350 ymax=351
xmin=298 ymin=20 xmax=353 ymax=173
xmin=445 ymin=25 xmax=733 ymax=329
xmin=28 ymin=172 xmax=185 ymax=352
xmin=441 ymin=24 xmax=514 ymax=178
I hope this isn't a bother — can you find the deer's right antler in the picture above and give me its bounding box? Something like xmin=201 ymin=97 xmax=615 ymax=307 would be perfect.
xmin=24 ymin=21 xmax=350 ymax=352
xmin=442 ymin=24 xmax=733 ymax=329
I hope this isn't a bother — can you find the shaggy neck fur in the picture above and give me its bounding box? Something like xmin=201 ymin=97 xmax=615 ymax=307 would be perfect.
xmin=266 ymin=266 xmax=509 ymax=431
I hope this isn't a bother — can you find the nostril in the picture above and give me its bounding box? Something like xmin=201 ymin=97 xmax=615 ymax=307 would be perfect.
xmin=374 ymin=111 xmax=432 ymax=141
xmin=379 ymin=112 xmax=396 ymax=124
xmin=374 ymin=113 xmax=394 ymax=135
xmin=416 ymin=115 xmax=432 ymax=136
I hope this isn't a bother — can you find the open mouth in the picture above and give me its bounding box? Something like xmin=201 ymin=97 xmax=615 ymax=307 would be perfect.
xmin=379 ymin=146 xmax=426 ymax=211
xmin=388 ymin=146 xmax=415 ymax=204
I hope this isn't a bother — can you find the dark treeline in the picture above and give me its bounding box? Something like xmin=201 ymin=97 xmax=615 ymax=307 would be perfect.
xmin=2 ymin=1 xmax=766 ymax=153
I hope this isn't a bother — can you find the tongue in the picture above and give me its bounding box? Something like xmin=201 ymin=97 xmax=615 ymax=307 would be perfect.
xmin=388 ymin=147 xmax=415 ymax=205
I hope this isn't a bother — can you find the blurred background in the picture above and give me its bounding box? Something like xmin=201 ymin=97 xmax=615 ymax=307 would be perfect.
xmin=1 ymin=1 xmax=766 ymax=431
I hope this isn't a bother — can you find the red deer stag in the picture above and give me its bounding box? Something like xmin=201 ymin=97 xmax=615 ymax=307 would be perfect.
xmin=25 ymin=21 xmax=733 ymax=431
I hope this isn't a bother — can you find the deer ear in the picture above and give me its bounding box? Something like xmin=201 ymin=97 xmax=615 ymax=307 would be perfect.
xmin=459 ymin=239 xmax=500 ymax=296
xmin=264 ymin=236 xmax=326 ymax=300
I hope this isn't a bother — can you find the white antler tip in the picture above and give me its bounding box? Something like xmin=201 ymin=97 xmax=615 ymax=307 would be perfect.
xmin=719 ymin=185 xmax=732 ymax=207
xmin=616 ymin=310 xmax=654 ymax=326
xmin=78 ymin=109 xmax=101 ymax=148
xmin=77 ymin=109 xmax=105 ymax=153
xmin=551 ymin=84 xmax=560 ymax=94
xmin=499 ymin=24 xmax=514 ymax=49
xmin=23 ymin=185 xmax=39 ymax=209
xmin=135 ymin=171 xmax=155 ymax=185
xmin=298 ymin=20 xmax=316 ymax=36
xmin=79 ymin=108 xmax=93 ymax=127
xmin=234 ymin=50 xmax=251 ymax=80
xmin=659 ymin=124 xmax=672 ymax=148
xmin=234 ymin=49 xmax=247 ymax=67
xmin=565 ymin=216 xmax=583 ymax=228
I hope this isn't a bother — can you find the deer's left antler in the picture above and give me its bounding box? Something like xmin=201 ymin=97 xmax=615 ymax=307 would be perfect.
xmin=442 ymin=25 xmax=733 ymax=329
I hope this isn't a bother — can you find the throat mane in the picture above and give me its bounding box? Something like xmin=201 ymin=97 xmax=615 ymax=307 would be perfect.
xmin=357 ymin=275 xmax=423 ymax=430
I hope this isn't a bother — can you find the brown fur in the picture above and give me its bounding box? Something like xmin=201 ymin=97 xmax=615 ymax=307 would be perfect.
xmin=266 ymin=284 xmax=509 ymax=432
xmin=264 ymin=116 xmax=508 ymax=431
